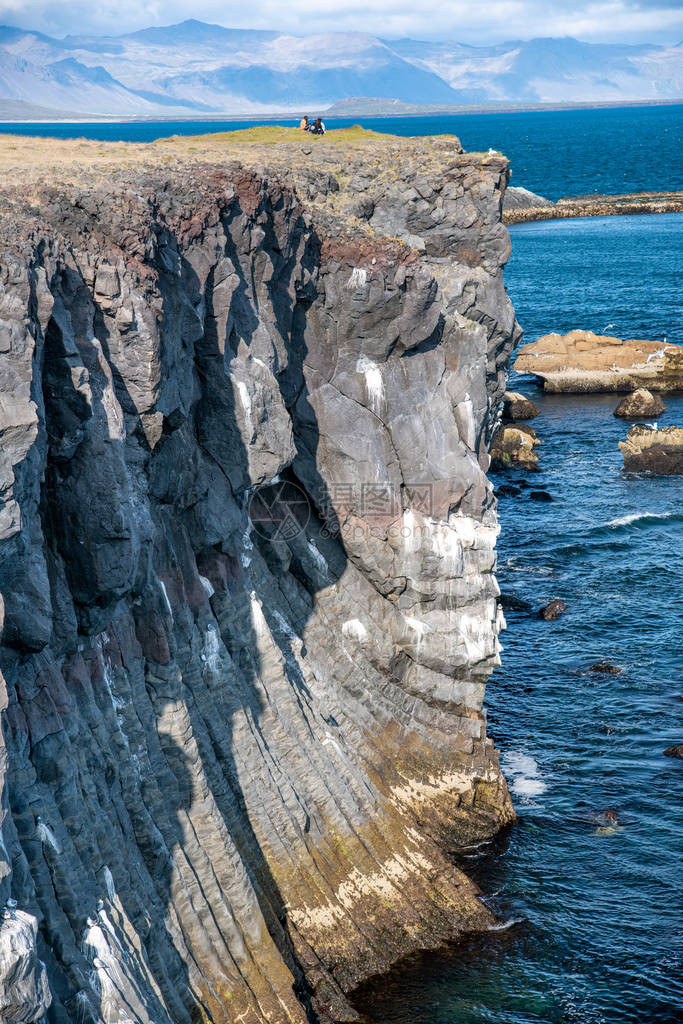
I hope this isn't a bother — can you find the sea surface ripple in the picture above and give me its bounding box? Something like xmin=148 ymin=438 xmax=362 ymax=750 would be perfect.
xmin=353 ymin=213 xmax=683 ymax=1023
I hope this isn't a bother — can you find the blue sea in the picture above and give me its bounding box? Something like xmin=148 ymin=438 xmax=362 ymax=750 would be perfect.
xmin=5 ymin=105 xmax=682 ymax=1022
xmin=353 ymin=210 xmax=683 ymax=1024
xmin=1 ymin=103 xmax=682 ymax=199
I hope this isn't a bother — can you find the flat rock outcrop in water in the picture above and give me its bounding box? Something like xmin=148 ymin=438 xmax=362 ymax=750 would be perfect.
xmin=503 ymin=189 xmax=683 ymax=225
xmin=515 ymin=329 xmax=683 ymax=393
xmin=0 ymin=130 xmax=519 ymax=1023
xmin=619 ymin=425 xmax=683 ymax=474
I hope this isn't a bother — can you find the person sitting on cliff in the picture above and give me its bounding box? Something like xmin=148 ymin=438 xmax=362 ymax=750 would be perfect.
xmin=310 ymin=117 xmax=326 ymax=136
xmin=300 ymin=115 xmax=309 ymax=130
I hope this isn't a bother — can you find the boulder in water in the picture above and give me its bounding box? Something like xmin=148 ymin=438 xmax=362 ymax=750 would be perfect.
xmin=613 ymin=389 xmax=666 ymax=419
xmin=589 ymin=661 xmax=622 ymax=675
xmin=503 ymin=391 xmax=539 ymax=420
xmin=514 ymin=329 xmax=683 ymax=393
xmin=529 ymin=490 xmax=553 ymax=502
xmin=618 ymin=425 xmax=683 ymax=474
xmin=663 ymin=744 xmax=683 ymax=759
xmin=539 ymin=598 xmax=567 ymax=620
xmin=490 ymin=425 xmax=540 ymax=472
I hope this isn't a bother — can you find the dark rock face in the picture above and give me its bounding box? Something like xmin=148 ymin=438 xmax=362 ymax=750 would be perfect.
xmin=0 ymin=153 xmax=518 ymax=1023
xmin=619 ymin=425 xmax=683 ymax=474
xmin=498 ymin=593 xmax=532 ymax=612
xmin=539 ymin=599 xmax=567 ymax=621
xmin=613 ymin=388 xmax=666 ymax=419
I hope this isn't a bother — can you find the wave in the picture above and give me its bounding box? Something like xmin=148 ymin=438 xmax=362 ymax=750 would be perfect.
xmin=605 ymin=511 xmax=683 ymax=529
xmin=487 ymin=917 xmax=525 ymax=932
xmin=501 ymin=751 xmax=548 ymax=802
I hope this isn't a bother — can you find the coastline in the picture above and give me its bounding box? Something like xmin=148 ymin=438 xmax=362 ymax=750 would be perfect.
xmin=0 ymin=97 xmax=681 ymax=125
xmin=504 ymin=190 xmax=683 ymax=224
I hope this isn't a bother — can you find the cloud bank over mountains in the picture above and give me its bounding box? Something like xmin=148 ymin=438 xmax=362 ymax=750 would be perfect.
xmin=1 ymin=0 xmax=682 ymax=45
xmin=0 ymin=20 xmax=680 ymax=116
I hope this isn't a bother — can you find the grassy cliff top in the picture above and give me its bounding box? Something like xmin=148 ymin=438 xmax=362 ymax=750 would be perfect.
xmin=0 ymin=125 xmax=505 ymax=189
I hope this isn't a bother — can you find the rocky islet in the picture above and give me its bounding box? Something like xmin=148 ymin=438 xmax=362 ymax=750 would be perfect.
xmin=618 ymin=425 xmax=683 ymax=474
xmin=613 ymin=388 xmax=666 ymax=419
xmin=514 ymin=329 xmax=683 ymax=393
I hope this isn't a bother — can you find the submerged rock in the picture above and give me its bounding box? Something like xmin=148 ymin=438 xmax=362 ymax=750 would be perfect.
xmin=514 ymin=329 xmax=683 ymax=393
xmin=499 ymin=593 xmax=532 ymax=612
xmin=613 ymin=389 xmax=666 ymax=419
xmin=539 ymin=599 xmax=567 ymax=620
xmin=503 ymin=391 xmax=539 ymax=420
xmin=529 ymin=490 xmax=553 ymax=502
xmin=490 ymin=426 xmax=540 ymax=472
xmin=618 ymin=425 xmax=683 ymax=474
xmin=663 ymin=745 xmax=683 ymax=759
xmin=589 ymin=661 xmax=622 ymax=675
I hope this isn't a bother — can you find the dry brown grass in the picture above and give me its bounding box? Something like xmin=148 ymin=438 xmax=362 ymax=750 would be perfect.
xmin=0 ymin=124 xmax=466 ymax=190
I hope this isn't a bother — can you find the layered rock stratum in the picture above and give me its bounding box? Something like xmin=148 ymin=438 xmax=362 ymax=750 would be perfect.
xmin=619 ymin=425 xmax=683 ymax=474
xmin=515 ymin=329 xmax=683 ymax=393
xmin=0 ymin=128 xmax=519 ymax=1023
xmin=502 ymin=189 xmax=683 ymax=225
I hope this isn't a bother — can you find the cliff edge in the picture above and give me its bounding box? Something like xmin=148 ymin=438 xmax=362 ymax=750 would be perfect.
xmin=0 ymin=128 xmax=520 ymax=1023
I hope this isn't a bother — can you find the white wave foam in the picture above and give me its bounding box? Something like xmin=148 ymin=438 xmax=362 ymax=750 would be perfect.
xmin=487 ymin=916 xmax=524 ymax=931
xmin=501 ymin=751 xmax=548 ymax=802
xmin=606 ymin=511 xmax=677 ymax=528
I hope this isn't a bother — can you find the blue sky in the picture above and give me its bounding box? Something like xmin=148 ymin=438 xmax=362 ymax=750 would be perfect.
xmin=0 ymin=0 xmax=681 ymax=44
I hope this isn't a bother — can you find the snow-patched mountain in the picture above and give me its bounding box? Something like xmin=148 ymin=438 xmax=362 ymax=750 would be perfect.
xmin=0 ymin=21 xmax=680 ymax=115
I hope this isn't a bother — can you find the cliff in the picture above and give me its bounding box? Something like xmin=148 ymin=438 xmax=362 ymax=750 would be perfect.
xmin=0 ymin=128 xmax=520 ymax=1024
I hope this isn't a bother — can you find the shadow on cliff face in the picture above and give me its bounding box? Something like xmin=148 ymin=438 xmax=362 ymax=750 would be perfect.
xmin=2 ymin=167 xmax=513 ymax=1024
xmin=6 ymin=181 xmax=343 ymax=1023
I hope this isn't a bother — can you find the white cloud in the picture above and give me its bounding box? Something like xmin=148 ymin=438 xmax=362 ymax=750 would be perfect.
xmin=0 ymin=0 xmax=681 ymax=44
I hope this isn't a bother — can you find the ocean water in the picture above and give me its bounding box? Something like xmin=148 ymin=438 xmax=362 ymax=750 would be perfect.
xmin=353 ymin=213 xmax=683 ymax=1023
xmin=1 ymin=103 xmax=682 ymax=199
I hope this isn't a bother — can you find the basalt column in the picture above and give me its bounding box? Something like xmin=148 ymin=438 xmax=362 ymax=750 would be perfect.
xmin=0 ymin=141 xmax=519 ymax=1024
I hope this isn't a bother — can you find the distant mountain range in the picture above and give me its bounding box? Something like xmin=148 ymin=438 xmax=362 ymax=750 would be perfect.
xmin=0 ymin=20 xmax=680 ymax=116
